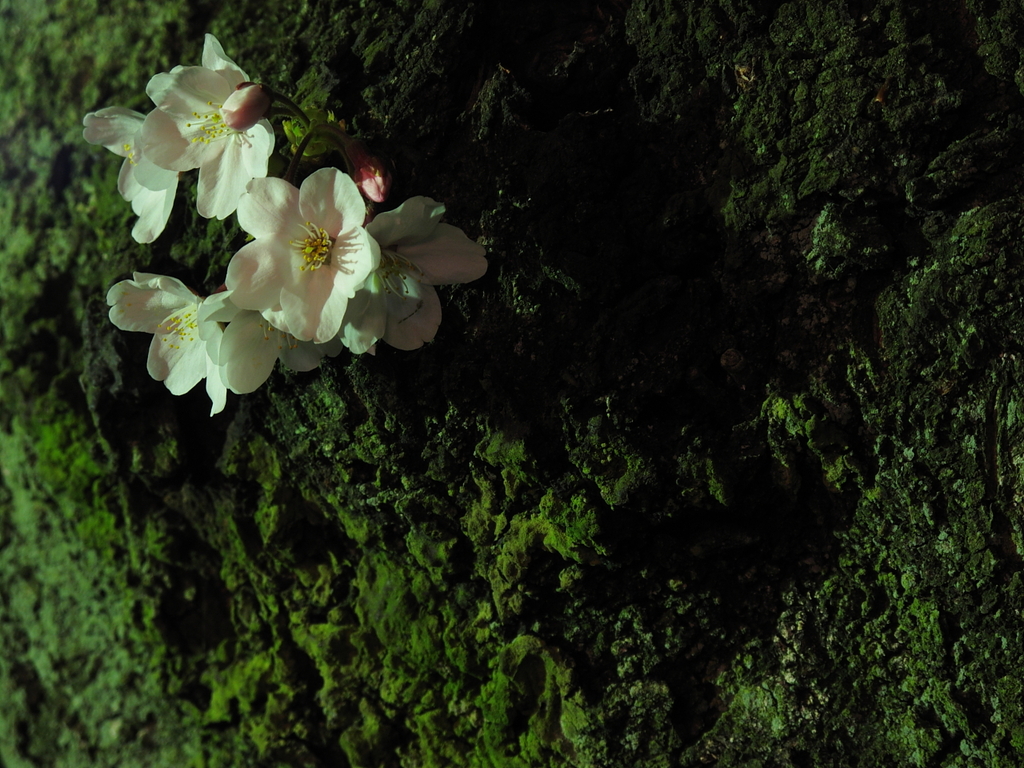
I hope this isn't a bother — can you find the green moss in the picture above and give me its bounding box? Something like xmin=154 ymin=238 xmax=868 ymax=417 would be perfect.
xmin=477 ymin=431 xmax=537 ymax=500
xmin=353 ymin=549 xmax=444 ymax=670
xmin=475 ymin=635 xmax=582 ymax=766
xmin=805 ymin=202 xmax=893 ymax=280
xmin=220 ymin=432 xmax=283 ymax=494
xmin=537 ymin=489 xmax=602 ymax=555
xmin=13 ymin=0 xmax=1024 ymax=765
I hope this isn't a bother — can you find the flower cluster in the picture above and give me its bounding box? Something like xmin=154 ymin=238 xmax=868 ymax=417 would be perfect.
xmin=88 ymin=35 xmax=487 ymax=415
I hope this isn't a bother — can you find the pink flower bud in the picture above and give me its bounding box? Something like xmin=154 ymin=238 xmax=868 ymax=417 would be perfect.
xmin=220 ymin=83 xmax=271 ymax=131
xmin=347 ymin=140 xmax=393 ymax=203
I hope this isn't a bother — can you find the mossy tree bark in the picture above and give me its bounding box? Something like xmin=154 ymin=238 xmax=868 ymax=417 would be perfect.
xmin=3 ymin=0 xmax=1024 ymax=766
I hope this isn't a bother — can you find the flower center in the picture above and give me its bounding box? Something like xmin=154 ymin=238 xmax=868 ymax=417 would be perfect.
xmin=157 ymin=305 xmax=200 ymax=349
xmin=185 ymin=100 xmax=231 ymax=144
xmin=293 ymin=222 xmax=334 ymax=272
xmin=378 ymin=248 xmax=423 ymax=296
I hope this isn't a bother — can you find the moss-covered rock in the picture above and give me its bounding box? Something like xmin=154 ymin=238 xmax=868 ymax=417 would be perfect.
xmin=7 ymin=0 xmax=1024 ymax=766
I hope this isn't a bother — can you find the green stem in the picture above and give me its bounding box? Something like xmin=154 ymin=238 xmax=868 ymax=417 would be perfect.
xmin=290 ymin=121 xmax=356 ymax=175
xmin=314 ymin=122 xmax=356 ymax=175
xmin=284 ymin=130 xmax=317 ymax=185
xmin=266 ymin=90 xmax=310 ymax=128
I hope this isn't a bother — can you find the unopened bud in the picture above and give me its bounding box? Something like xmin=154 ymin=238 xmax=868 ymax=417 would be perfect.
xmin=221 ymin=83 xmax=271 ymax=131
xmin=347 ymin=140 xmax=392 ymax=203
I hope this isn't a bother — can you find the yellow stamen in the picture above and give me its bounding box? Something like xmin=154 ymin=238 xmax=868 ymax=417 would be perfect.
xmin=291 ymin=222 xmax=334 ymax=272
xmin=156 ymin=307 xmax=199 ymax=350
xmin=185 ymin=101 xmax=229 ymax=144
xmin=378 ymin=248 xmax=423 ymax=297
xmin=257 ymin=319 xmax=300 ymax=351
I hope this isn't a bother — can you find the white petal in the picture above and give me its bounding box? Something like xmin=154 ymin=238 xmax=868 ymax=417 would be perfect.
xmin=82 ymin=107 xmax=144 ymax=156
xmin=277 ymin=268 xmax=341 ymax=342
xmin=140 ymin=107 xmax=198 ymax=172
xmin=202 ymin=34 xmax=248 ymax=83
xmin=219 ymin=311 xmax=283 ymax=393
xmin=196 ymin=138 xmax=247 ymax=219
xmin=106 ymin=275 xmax=192 ymax=332
xmin=366 ymin=196 xmax=444 ymax=247
xmin=139 ymin=273 xmax=199 ymax=303
xmin=225 ymin=240 xmax=291 ymax=312
xmin=206 ymin=355 xmax=228 ymax=415
xmin=341 ymin=277 xmax=387 ymax=354
xmin=153 ymin=66 xmax=233 ymax=112
xmin=331 ymin=226 xmax=380 ymax=297
xmin=117 ymin=158 xmax=143 ymax=202
xmin=236 ymin=176 xmax=301 ymax=239
xmin=279 ymin=340 xmax=330 ymax=372
xmin=299 ymin=167 xmax=365 ymax=237
xmin=383 ymin=281 xmax=442 ymax=350
xmin=260 ymin=305 xmax=289 ymax=334
xmin=133 ymin=156 xmax=179 ymax=192
xmin=130 ymin=183 xmax=177 ymax=243
xmin=145 ymin=307 xmax=207 ymax=395
xmin=399 ymin=223 xmax=488 ymax=285
xmin=198 ymin=290 xmax=243 ymax=329
xmin=145 ymin=71 xmax=178 ymax=107
xmin=241 ymin=119 xmax=275 ymax=178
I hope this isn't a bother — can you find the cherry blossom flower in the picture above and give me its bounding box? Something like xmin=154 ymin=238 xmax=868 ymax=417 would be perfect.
xmin=199 ymin=292 xmax=342 ymax=394
xmin=141 ymin=34 xmax=274 ymax=220
xmin=225 ymin=167 xmax=380 ymax=343
xmin=82 ymin=107 xmax=179 ymax=243
xmin=341 ymin=196 xmax=487 ymax=353
xmin=106 ymin=273 xmax=227 ymax=415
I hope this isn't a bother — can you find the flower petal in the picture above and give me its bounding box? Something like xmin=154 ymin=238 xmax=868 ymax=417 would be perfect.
xmin=341 ymin=275 xmax=387 ymax=354
xmin=117 ymin=158 xmax=143 ymax=201
xmin=366 ymin=196 xmax=444 ymax=246
xmin=130 ymin=183 xmax=176 ymax=243
xmin=383 ymin=281 xmax=442 ymax=350
xmin=242 ymin=120 xmax=275 ymax=179
xmin=299 ymin=167 xmax=365 ymax=237
xmin=219 ymin=311 xmax=283 ymax=394
xmin=279 ymin=339 xmax=337 ymax=372
xmin=106 ymin=274 xmax=193 ymax=332
xmin=133 ymin=156 xmax=179 ymax=192
xmin=399 ymin=223 xmax=488 ymax=285
xmin=82 ymin=107 xmax=144 ymax=156
xmin=237 ymin=176 xmax=301 ymax=239
xmin=140 ymin=107 xmax=197 ymax=171
xmin=205 ymin=355 xmax=228 ymax=415
xmin=330 ymin=227 xmax=380 ymax=297
xmin=278 ymin=268 xmax=342 ymax=342
xmin=146 ymin=315 xmax=207 ymax=395
xmin=196 ymin=138 xmax=247 ymax=219
xmin=198 ymin=290 xmax=243 ymax=332
xmin=202 ymin=33 xmax=248 ymax=84
xmin=148 ymin=66 xmax=232 ymax=121
xmin=225 ymin=240 xmax=293 ymax=312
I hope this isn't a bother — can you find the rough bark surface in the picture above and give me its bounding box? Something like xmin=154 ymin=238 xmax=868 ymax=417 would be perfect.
xmin=3 ymin=0 xmax=1024 ymax=766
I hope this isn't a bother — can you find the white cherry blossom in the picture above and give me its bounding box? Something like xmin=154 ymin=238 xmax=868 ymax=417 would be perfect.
xmin=106 ymin=273 xmax=227 ymax=415
xmin=82 ymin=107 xmax=179 ymax=243
xmin=141 ymin=34 xmax=274 ymax=220
xmin=225 ymin=167 xmax=380 ymax=343
xmin=200 ymin=292 xmax=343 ymax=394
xmin=342 ymin=196 xmax=487 ymax=353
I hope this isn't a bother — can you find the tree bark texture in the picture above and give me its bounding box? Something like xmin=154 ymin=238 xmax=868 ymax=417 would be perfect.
xmin=3 ymin=0 xmax=1024 ymax=766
